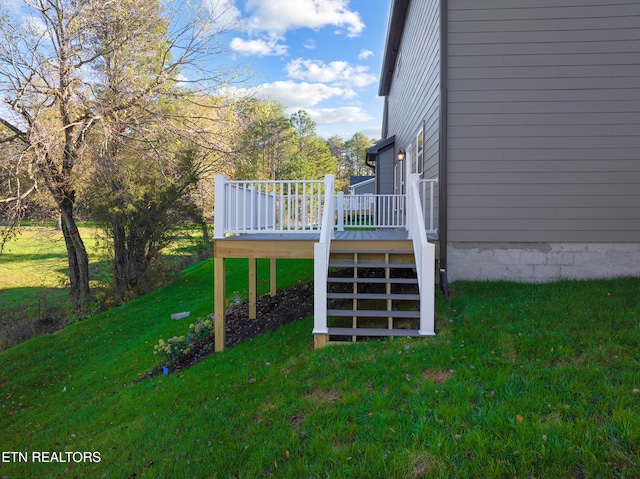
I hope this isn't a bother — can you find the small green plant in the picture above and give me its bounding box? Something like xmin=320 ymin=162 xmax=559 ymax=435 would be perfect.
xmin=187 ymin=316 xmax=214 ymax=342
xmin=153 ymin=335 xmax=191 ymax=368
xmin=153 ymin=316 xmax=215 ymax=369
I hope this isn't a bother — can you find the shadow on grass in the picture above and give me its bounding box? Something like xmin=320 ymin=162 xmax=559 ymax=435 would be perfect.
xmin=0 ymin=252 xmax=67 ymax=264
xmin=0 ymin=286 xmax=70 ymax=352
xmin=0 ymin=285 xmax=67 ymax=313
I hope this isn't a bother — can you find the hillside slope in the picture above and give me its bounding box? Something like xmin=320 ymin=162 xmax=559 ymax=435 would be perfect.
xmin=1 ymin=261 xmax=639 ymax=478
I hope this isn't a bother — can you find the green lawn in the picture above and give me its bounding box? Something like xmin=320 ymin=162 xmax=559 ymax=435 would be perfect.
xmin=0 ymin=223 xmax=208 ymax=349
xmin=0 ymin=257 xmax=639 ymax=477
xmin=0 ymin=223 xmax=102 ymax=298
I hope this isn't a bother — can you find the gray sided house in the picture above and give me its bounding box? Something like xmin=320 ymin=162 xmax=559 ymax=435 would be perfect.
xmin=374 ymin=0 xmax=640 ymax=282
xmin=349 ymin=176 xmax=376 ymax=194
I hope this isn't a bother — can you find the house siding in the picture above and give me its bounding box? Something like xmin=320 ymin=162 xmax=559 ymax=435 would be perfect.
xmin=447 ymin=0 xmax=640 ymax=244
xmin=386 ymin=0 xmax=441 ymax=229
xmin=376 ymin=146 xmax=396 ymax=195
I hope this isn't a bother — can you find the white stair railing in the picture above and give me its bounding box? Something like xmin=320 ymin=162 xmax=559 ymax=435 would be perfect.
xmin=418 ymin=178 xmax=439 ymax=235
xmin=312 ymin=174 xmax=335 ymax=336
xmin=407 ymin=173 xmax=436 ymax=336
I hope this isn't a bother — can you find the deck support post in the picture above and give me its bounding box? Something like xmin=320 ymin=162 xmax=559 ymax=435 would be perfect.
xmin=314 ymin=334 xmax=328 ymax=349
xmin=249 ymin=258 xmax=257 ymax=319
xmin=270 ymin=258 xmax=277 ymax=297
xmin=214 ymin=257 xmax=226 ymax=352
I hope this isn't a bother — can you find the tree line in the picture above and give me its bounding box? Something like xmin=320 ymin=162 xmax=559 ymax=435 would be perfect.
xmin=0 ymin=0 xmax=375 ymax=314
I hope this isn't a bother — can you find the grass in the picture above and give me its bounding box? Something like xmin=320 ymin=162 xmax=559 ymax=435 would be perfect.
xmin=0 ymin=223 xmax=102 ymax=306
xmin=0 ymin=223 xmax=207 ymax=303
xmin=0 ymin=223 xmax=210 ymax=349
xmin=0 ymin=257 xmax=639 ymax=477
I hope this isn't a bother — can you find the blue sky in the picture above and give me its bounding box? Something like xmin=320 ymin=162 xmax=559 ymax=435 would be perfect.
xmin=2 ymin=0 xmax=391 ymax=140
xmin=216 ymin=0 xmax=391 ymax=139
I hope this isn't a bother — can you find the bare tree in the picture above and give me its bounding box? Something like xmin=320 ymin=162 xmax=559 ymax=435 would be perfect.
xmin=0 ymin=0 xmax=242 ymax=311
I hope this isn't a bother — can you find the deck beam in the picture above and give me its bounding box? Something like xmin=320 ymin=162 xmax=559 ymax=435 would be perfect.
xmin=214 ymin=239 xmax=315 ymax=259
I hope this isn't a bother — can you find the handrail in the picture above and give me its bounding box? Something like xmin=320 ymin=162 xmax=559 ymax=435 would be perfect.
xmin=313 ymin=174 xmax=335 ymax=336
xmin=407 ymin=174 xmax=436 ymax=336
xmin=417 ymin=178 xmax=438 ymax=235
xmin=215 ymin=175 xmax=438 ymax=238
xmin=214 ymin=176 xmax=326 ymax=236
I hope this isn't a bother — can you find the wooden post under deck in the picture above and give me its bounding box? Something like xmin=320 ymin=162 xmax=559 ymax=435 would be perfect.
xmin=214 ymin=237 xmax=316 ymax=352
xmin=314 ymin=334 xmax=328 ymax=349
xmin=249 ymin=258 xmax=257 ymax=319
xmin=214 ymin=257 xmax=226 ymax=352
xmin=270 ymin=258 xmax=277 ymax=297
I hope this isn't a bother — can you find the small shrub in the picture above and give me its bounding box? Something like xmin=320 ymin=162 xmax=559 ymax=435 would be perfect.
xmin=153 ymin=335 xmax=191 ymax=368
xmin=187 ymin=317 xmax=214 ymax=343
xmin=153 ymin=316 xmax=214 ymax=370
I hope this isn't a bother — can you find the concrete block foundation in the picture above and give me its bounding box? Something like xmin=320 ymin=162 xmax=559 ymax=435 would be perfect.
xmin=448 ymin=243 xmax=640 ymax=283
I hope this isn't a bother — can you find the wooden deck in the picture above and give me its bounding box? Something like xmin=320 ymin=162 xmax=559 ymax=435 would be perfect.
xmin=213 ymin=230 xmax=438 ymax=352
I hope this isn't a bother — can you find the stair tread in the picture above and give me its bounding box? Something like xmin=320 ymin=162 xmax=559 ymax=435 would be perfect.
xmin=327 ymin=277 xmax=418 ymax=284
xmin=327 ymin=309 xmax=420 ymax=318
xmin=325 ymin=327 xmax=424 ymax=337
xmin=327 ymin=292 xmax=420 ymax=300
xmin=329 ymin=262 xmax=416 ymax=269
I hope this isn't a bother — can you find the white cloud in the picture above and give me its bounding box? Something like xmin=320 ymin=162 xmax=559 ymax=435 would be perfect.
xmin=304 ymin=39 xmax=316 ymax=50
xmin=227 ymin=81 xmax=353 ymax=109
xmin=201 ymin=0 xmax=243 ymax=29
xmin=229 ymin=37 xmax=288 ymax=56
xmin=358 ymin=49 xmax=374 ymax=60
xmin=2 ymin=0 xmax=23 ymax=12
xmin=257 ymin=81 xmax=348 ymax=108
xmin=306 ymin=106 xmax=374 ymax=125
xmin=285 ymin=58 xmax=377 ymax=88
xmin=341 ymin=88 xmax=358 ymax=99
xmin=244 ymin=0 xmax=365 ymax=37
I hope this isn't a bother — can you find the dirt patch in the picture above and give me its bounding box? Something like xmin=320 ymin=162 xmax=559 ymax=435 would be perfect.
xmin=304 ymin=388 xmax=340 ymax=404
xmin=421 ymin=368 xmax=454 ymax=383
xmin=133 ymin=281 xmax=315 ymax=383
xmin=224 ymin=281 xmax=314 ymax=349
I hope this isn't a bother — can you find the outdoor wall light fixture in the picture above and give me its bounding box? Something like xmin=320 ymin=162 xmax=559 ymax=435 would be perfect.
xmin=396 ymin=148 xmax=406 ymax=161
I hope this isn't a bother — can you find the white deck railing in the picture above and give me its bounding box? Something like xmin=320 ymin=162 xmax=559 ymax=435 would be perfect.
xmin=335 ymin=178 xmax=437 ymax=233
xmin=336 ymin=193 xmax=406 ymax=230
xmin=215 ymin=175 xmax=438 ymax=238
xmin=407 ymin=174 xmax=436 ymax=336
xmin=312 ymin=174 xmax=335 ymax=336
xmin=214 ymin=177 xmax=326 ymax=237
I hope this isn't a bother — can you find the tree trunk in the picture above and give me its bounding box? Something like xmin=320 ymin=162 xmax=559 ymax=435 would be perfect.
xmin=112 ymin=220 xmax=151 ymax=301
xmin=112 ymin=221 xmax=132 ymax=300
xmin=59 ymin=198 xmax=91 ymax=313
xmin=201 ymin=219 xmax=210 ymax=252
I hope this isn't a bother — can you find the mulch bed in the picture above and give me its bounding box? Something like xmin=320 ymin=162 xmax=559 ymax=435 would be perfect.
xmin=132 ymin=281 xmax=314 ymax=383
